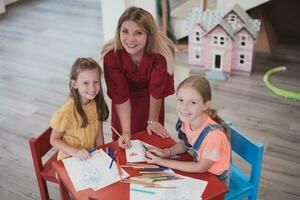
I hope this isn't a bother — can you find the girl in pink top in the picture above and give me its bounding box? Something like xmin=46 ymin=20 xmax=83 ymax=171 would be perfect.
xmin=145 ymin=76 xmax=231 ymax=185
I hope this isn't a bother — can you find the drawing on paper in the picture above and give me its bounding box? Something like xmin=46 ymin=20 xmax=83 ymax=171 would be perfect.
xmin=129 ymin=152 xmax=138 ymax=157
xmin=63 ymin=149 xmax=129 ymax=191
xmin=160 ymin=190 xmax=191 ymax=200
xmin=126 ymin=140 xmax=146 ymax=163
xmin=82 ymin=161 xmax=101 ymax=188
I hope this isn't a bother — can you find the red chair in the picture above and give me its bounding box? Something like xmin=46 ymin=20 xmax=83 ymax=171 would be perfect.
xmin=29 ymin=127 xmax=58 ymax=200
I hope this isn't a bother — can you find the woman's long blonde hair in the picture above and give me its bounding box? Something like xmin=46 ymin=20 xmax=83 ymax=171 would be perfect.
xmin=101 ymin=6 xmax=175 ymax=74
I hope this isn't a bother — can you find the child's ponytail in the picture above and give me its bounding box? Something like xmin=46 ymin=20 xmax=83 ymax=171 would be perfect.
xmin=208 ymin=108 xmax=231 ymax=140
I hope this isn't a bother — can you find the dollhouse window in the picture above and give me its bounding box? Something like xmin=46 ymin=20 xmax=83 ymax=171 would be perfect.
xmin=220 ymin=37 xmax=225 ymax=45
xmin=213 ymin=36 xmax=218 ymax=45
xmin=229 ymin=14 xmax=236 ymax=23
xmin=239 ymin=54 xmax=245 ymax=65
xmin=194 ymin=48 xmax=201 ymax=60
xmin=195 ymin=31 xmax=201 ymax=43
xmin=240 ymin=35 xmax=247 ymax=47
xmin=212 ymin=35 xmax=225 ymax=47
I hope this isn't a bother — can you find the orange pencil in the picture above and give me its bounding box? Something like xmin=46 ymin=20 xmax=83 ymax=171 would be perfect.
xmin=111 ymin=126 xmax=130 ymax=146
xmin=115 ymin=155 xmax=123 ymax=177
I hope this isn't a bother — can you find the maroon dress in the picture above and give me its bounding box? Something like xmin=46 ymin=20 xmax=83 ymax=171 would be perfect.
xmin=103 ymin=50 xmax=174 ymax=140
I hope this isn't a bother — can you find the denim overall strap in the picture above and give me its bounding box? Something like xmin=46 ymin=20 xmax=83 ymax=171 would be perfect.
xmin=192 ymin=124 xmax=225 ymax=161
xmin=177 ymin=119 xmax=193 ymax=148
xmin=217 ymin=169 xmax=230 ymax=186
xmin=175 ymin=118 xmax=182 ymax=132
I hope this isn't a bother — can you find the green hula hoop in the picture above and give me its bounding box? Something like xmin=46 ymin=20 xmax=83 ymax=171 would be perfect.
xmin=263 ymin=66 xmax=300 ymax=101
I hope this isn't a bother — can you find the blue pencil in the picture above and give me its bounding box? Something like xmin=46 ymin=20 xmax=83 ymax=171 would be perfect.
xmin=88 ymin=147 xmax=97 ymax=154
xmin=130 ymin=188 xmax=155 ymax=195
xmin=109 ymin=151 xmax=117 ymax=169
xmin=141 ymin=167 xmax=170 ymax=171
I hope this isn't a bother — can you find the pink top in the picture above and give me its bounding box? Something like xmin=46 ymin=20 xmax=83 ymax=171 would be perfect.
xmin=182 ymin=116 xmax=230 ymax=175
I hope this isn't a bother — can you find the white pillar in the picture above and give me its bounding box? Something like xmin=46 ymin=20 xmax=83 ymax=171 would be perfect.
xmin=0 ymin=0 xmax=6 ymax=14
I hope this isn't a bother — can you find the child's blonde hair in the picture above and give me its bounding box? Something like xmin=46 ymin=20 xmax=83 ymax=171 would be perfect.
xmin=177 ymin=75 xmax=230 ymax=139
xmin=69 ymin=57 xmax=109 ymax=128
xmin=101 ymin=6 xmax=175 ymax=74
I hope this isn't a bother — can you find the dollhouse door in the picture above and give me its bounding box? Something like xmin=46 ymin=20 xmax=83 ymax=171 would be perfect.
xmin=213 ymin=54 xmax=222 ymax=70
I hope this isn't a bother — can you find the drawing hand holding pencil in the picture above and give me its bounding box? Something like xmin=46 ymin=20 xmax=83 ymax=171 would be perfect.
xmin=111 ymin=126 xmax=131 ymax=149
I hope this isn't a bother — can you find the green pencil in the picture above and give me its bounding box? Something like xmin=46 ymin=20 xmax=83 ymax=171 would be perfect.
xmin=142 ymin=144 xmax=148 ymax=151
xmin=130 ymin=188 xmax=155 ymax=195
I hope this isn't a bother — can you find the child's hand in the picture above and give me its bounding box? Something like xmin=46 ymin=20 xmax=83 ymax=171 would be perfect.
xmin=146 ymin=122 xmax=170 ymax=138
xmin=118 ymin=133 xmax=131 ymax=149
xmin=145 ymin=151 xmax=164 ymax=165
xmin=146 ymin=148 xmax=169 ymax=158
xmin=73 ymin=149 xmax=90 ymax=160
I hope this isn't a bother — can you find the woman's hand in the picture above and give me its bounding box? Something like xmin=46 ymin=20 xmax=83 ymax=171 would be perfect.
xmin=145 ymin=151 xmax=164 ymax=165
xmin=118 ymin=133 xmax=131 ymax=149
xmin=73 ymin=149 xmax=90 ymax=160
xmin=146 ymin=122 xmax=170 ymax=138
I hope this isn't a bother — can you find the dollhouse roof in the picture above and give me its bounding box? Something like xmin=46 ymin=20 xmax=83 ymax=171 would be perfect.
xmin=186 ymin=8 xmax=222 ymax=32
xmin=187 ymin=3 xmax=261 ymax=39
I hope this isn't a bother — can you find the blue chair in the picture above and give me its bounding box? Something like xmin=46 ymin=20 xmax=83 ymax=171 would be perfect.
xmin=225 ymin=123 xmax=264 ymax=200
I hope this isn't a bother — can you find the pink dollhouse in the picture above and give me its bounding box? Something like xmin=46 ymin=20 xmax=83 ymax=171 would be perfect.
xmin=187 ymin=4 xmax=261 ymax=76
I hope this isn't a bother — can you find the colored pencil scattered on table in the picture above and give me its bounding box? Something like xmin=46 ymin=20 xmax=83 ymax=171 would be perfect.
xmin=122 ymin=178 xmax=177 ymax=189
xmin=115 ymin=154 xmax=123 ymax=177
xmin=109 ymin=150 xmax=118 ymax=169
xmin=142 ymin=144 xmax=148 ymax=151
xmin=120 ymin=163 xmax=159 ymax=168
xmin=139 ymin=167 xmax=171 ymax=173
xmin=130 ymin=188 xmax=156 ymax=195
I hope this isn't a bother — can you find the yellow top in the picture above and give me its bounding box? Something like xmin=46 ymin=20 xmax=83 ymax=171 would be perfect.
xmin=51 ymin=98 xmax=99 ymax=160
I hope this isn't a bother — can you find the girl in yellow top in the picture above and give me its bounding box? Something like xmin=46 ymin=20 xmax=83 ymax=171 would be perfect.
xmin=50 ymin=58 xmax=109 ymax=160
xmin=145 ymin=76 xmax=231 ymax=185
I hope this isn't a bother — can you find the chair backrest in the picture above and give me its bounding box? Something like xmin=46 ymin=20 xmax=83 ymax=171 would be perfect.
xmin=29 ymin=127 xmax=58 ymax=200
xmin=225 ymin=123 xmax=264 ymax=200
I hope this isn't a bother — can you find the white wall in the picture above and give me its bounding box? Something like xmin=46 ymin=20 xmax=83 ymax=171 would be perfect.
xmin=1 ymin=0 xmax=20 ymax=14
xmin=216 ymin=0 xmax=270 ymax=14
xmin=0 ymin=0 xmax=6 ymax=14
xmin=100 ymin=0 xmax=157 ymax=43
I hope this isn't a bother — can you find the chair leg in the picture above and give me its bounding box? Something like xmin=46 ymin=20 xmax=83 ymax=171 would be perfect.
xmin=249 ymin=194 xmax=258 ymax=200
xmin=57 ymin=177 xmax=70 ymax=200
xmin=36 ymin=176 xmax=50 ymax=200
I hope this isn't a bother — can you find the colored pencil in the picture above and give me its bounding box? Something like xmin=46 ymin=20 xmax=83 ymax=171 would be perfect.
xmin=120 ymin=164 xmax=159 ymax=168
xmin=125 ymin=163 xmax=159 ymax=166
xmin=115 ymin=155 xmax=123 ymax=177
xmin=139 ymin=173 xmax=173 ymax=177
xmin=142 ymin=144 xmax=148 ymax=151
xmin=88 ymin=147 xmax=97 ymax=154
xmin=122 ymin=178 xmax=176 ymax=189
xmin=140 ymin=167 xmax=170 ymax=172
xmin=130 ymin=188 xmax=155 ymax=195
xmin=109 ymin=150 xmax=117 ymax=169
xmin=111 ymin=126 xmax=128 ymax=145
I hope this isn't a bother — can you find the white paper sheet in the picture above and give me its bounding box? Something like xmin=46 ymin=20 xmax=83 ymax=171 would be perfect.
xmin=125 ymin=140 xmax=163 ymax=163
xmin=62 ymin=149 xmax=129 ymax=191
xmin=130 ymin=174 xmax=207 ymax=200
xmin=126 ymin=140 xmax=147 ymax=163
